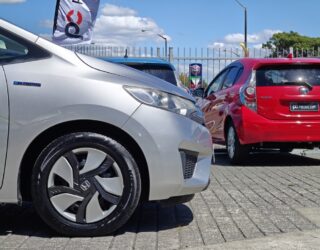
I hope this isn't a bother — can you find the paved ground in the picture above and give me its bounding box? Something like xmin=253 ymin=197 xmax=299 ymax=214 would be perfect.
xmin=1 ymin=148 xmax=320 ymax=249
xmin=190 ymin=229 xmax=320 ymax=250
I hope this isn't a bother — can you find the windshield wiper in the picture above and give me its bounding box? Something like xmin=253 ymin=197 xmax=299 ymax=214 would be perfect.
xmin=284 ymin=81 xmax=313 ymax=90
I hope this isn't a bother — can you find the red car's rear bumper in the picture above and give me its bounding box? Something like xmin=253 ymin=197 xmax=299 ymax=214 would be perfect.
xmin=238 ymin=106 xmax=320 ymax=144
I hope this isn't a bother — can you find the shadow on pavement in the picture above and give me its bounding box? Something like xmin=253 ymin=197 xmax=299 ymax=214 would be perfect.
xmin=215 ymin=148 xmax=320 ymax=167
xmin=0 ymin=201 xmax=193 ymax=238
xmin=114 ymin=202 xmax=193 ymax=236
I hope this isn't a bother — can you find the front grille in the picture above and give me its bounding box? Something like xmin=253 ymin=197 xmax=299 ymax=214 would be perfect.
xmin=180 ymin=150 xmax=198 ymax=179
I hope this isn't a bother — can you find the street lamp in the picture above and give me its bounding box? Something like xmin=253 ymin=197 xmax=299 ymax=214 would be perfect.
xmin=223 ymin=48 xmax=240 ymax=57
xmin=141 ymin=29 xmax=168 ymax=60
xmin=235 ymin=0 xmax=248 ymax=55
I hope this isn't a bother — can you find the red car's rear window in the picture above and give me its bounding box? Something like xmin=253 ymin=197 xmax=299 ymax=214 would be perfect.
xmin=256 ymin=65 xmax=320 ymax=87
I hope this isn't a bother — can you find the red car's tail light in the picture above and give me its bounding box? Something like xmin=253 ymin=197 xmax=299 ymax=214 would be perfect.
xmin=240 ymin=70 xmax=257 ymax=111
xmin=245 ymin=86 xmax=255 ymax=97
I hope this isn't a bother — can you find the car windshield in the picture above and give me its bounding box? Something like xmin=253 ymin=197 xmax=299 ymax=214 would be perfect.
xmin=128 ymin=64 xmax=177 ymax=85
xmin=256 ymin=65 xmax=320 ymax=87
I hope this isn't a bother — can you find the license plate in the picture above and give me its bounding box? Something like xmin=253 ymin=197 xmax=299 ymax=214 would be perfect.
xmin=290 ymin=102 xmax=319 ymax=112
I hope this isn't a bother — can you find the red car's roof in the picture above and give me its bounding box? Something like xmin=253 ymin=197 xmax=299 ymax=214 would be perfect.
xmin=238 ymin=58 xmax=320 ymax=69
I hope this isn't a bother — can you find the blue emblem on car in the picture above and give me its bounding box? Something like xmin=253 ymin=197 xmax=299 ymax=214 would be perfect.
xmin=13 ymin=81 xmax=41 ymax=87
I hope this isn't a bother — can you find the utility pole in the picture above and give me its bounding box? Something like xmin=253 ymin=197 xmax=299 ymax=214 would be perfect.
xmin=235 ymin=0 xmax=248 ymax=55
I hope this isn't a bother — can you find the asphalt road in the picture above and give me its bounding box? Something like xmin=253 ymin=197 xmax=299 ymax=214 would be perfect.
xmin=1 ymin=148 xmax=320 ymax=249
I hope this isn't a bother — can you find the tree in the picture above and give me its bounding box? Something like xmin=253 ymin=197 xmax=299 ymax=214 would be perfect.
xmin=262 ymin=31 xmax=320 ymax=57
xmin=179 ymin=72 xmax=189 ymax=87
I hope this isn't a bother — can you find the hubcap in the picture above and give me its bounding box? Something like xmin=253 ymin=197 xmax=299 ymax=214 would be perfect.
xmin=227 ymin=127 xmax=236 ymax=159
xmin=47 ymin=148 xmax=124 ymax=224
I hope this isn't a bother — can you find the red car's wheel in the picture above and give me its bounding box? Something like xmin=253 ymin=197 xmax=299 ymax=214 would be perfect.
xmin=226 ymin=124 xmax=249 ymax=164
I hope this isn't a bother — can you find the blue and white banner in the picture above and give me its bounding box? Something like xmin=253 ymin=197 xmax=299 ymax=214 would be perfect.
xmin=53 ymin=0 xmax=100 ymax=45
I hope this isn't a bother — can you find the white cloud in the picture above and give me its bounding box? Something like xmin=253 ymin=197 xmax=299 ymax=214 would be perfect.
xmin=39 ymin=19 xmax=53 ymax=29
xmin=209 ymin=29 xmax=282 ymax=48
xmin=224 ymin=33 xmax=244 ymax=44
xmin=0 ymin=0 xmax=25 ymax=3
xmin=212 ymin=42 xmax=225 ymax=48
xmin=93 ymin=4 xmax=170 ymax=46
xmin=253 ymin=43 xmax=263 ymax=49
xmin=101 ymin=4 xmax=137 ymax=17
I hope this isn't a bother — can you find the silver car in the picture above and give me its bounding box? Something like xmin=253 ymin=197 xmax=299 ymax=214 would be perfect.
xmin=0 ymin=19 xmax=213 ymax=236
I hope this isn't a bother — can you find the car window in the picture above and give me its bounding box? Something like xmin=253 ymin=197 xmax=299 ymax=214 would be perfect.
xmin=206 ymin=69 xmax=229 ymax=96
xmin=128 ymin=64 xmax=177 ymax=85
xmin=0 ymin=28 xmax=50 ymax=65
xmin=257 ymin=66 xmax=320 ymax=86
xmin=222 ymin=67 xmax=242 ymax=89
xmin=0 ymin=34 xmax=29 ymax=61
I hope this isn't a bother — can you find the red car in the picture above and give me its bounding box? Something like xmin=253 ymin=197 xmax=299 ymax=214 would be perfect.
xmin=198 ymin=58 xmax=320 ymax=163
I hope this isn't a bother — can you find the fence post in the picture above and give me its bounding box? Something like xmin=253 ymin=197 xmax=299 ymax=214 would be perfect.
xmin=169 ymin=47 xmax=174 ymax=62
xmin=64 ymin=45 xmax=275 ymax=82
xmin=156 ymin=48 xmax=161 ymax=58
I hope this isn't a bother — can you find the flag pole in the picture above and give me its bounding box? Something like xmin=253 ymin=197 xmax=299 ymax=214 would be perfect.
xmin=53 ymin=0 xmax=61 ymax=34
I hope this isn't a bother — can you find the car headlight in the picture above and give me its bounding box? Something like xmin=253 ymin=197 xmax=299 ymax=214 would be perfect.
xmin=124 ymin=86 xmax=204 ymax=124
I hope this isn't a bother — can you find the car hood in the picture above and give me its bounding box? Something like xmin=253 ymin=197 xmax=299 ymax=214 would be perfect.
xmin=76 ymin=53 xmax=194 ymax=101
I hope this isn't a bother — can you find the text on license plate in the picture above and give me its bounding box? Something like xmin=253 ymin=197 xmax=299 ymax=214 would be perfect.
xmin=290 ymin=102 xmax=319 ymax=112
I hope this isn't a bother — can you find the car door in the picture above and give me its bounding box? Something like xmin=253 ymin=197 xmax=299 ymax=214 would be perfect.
xmin=0 ymin=27 xmax=48 ymax=188
xmin=217 ymin=66 xmax=243 ymax=138
xmin=203 ymin=66 xmax=243 ymax=142
xmin=202 ymin=69 xmax=229 ymax=141
xmin=0 ymin=41 xmax=10 ymax=188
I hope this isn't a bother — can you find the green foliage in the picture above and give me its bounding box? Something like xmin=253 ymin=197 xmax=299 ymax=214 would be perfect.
xmin=179 ymin=72 xmax=209 ymax=88
xmin=179 ymin=72 xmax=189 ymax=87
xmin=263 ymin=31 xmax=320 ymax=57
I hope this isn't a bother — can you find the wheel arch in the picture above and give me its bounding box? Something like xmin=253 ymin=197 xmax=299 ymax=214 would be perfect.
xmin=19 ymin=120 xmax=150 ymax=202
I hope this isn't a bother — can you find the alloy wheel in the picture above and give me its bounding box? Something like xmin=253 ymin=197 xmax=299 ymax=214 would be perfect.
xmin=47 ymin=147 xmax=124 ymax=224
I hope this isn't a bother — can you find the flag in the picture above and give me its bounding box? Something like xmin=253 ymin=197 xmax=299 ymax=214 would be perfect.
xmin=189 ymin=63 xmax=203 ymax=89
xmin=52 ymin=0 xmax=100 ymax=45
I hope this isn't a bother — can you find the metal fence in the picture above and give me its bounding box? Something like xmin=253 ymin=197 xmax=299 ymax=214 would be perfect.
xmin=65 ymin=45 xmax=320 ymax=84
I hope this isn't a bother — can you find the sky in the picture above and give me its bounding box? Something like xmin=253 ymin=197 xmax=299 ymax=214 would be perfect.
xmin=0 ymin=0 xmax=320 ymax=49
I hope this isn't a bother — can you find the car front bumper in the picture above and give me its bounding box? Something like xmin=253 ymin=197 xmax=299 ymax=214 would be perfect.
xmin=122 ymin=104 xmax=213 ymax=201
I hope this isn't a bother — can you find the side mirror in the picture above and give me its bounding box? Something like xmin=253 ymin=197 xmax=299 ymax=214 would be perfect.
xmin=191 ymin=87 xmax=205 ymax=98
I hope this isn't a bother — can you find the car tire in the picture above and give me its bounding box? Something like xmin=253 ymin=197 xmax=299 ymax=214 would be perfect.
xmin=31 ymin=132 xmax=141 ymax=236
xmin=226 ymin=123 xmax=249 ymax=164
